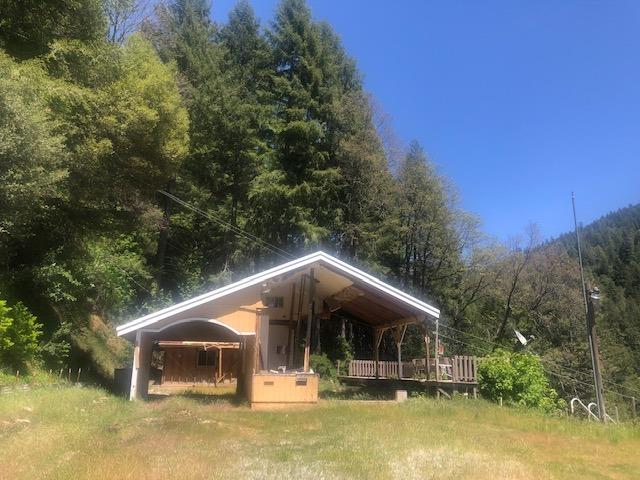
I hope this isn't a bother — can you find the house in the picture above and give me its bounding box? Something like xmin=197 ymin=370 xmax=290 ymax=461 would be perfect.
xmin=116 ymin=251 xmax=440 ymax=408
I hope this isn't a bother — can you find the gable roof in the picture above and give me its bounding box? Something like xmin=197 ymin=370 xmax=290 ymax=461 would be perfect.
xmin=116 ymin=251 xmax=440 ymax=337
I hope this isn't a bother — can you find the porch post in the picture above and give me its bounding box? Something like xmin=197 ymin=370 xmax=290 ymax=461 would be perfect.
xmin=393 ymin=325 xmax=407 ymax=379
xmin=129 ymin=330 xmax=153 ymax=400
xmin=374 ymin=329 xmax=383 ymax=379
xmin=303 ymin=268 xmax=315 ymax=372
xmin=237 ymin=338 xmax=246 ymax=397
xmin=425 ymin=333 xmax=431 ymax=380
xmin=129 ymin=331 xmax=141 ymax=400
xmin=287 ymin=283 xmax=296 ymax=368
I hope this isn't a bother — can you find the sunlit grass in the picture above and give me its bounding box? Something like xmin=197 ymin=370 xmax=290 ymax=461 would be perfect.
xmin=1 ymin=386 xmax=639 ymax=479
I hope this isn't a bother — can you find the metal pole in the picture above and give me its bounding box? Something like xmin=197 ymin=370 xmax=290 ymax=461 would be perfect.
xmin=435 ymin=317 xmax=440 ymax=382
xmin=572 ymin=193 xmax=606 ymax=422
xmin=586 ymin=290 xmax=607 ymax=422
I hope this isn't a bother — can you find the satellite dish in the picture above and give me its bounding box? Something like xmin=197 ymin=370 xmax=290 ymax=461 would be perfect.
xmin=514 ymin=329 xmax=534 ymax=346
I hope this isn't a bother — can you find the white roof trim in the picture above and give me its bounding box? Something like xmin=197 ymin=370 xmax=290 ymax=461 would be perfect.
xmin=140 ymin=318 xmax=255 ymax=336
xmin=116 ymin=251 xmax=440 ymax=337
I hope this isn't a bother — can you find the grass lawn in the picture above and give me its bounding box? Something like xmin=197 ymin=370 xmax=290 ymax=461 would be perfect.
xmin=1 ymin=384 xmax=639 ymax=479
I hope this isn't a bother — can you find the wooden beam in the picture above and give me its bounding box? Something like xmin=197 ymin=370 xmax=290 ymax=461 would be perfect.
xmin=367 ymin=315 xmax=421 ymax=331
xmin=303 ymin=268 xmax=315 ymax=372
xmin=286 ymin=283 xmax=296 ymax=367
xmin=393 ymin=325 xmax=407 ymax=379
xmin=339 ymin=301 xmax=398 ymax=325
xmin=157 ymin=341 xmax=240 ymax=349
xmin=293 ymin=275 xmax=305 ymax=367
xmin=423 ymin=328 xmax=431 ymax=380
xmin=373 ymin=328 xmax=384 ymax=378
xmin=325 ymin=285 xmax=365 ymax=311
xmin=345 ymin=296 xmax=405 ymax=321
xmin=129 ymin=330 xmax=142 ymax=400
xmin=350 ymin=282 xmax=418 ymax=317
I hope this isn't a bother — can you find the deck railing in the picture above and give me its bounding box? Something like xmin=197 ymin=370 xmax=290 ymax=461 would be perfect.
xmin=450 ymin=355 xmax=477 ymax=383
xmin=347 ymin=355 xmax=478 ymax=383
xmin=348 ymin=360 xmax=414 ymax=378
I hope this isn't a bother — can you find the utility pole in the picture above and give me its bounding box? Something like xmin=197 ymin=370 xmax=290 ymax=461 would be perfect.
xmin=586 ymin=287 xmax=607 ymax=421
xmin=572 ymin=192 xmax=607 ymax=422
xmin=435 ymin=317 xmax=440 ymax=382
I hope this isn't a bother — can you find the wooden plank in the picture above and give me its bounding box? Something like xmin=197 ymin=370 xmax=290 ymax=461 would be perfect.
xmin=303 ymin=268 xmax=315 ymax=372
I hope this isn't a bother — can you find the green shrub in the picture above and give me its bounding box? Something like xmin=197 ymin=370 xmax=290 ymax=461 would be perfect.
xmin=0 ymin=368 xmax=66 ymax=387
xmin=309 ymin=353 xmax=336 ymax=379
xmin=478 ymin=348 xmax=565 ymax=413
xmin=0 ymin=299 xmax=43 ymax=372
xmin=40 ymin=321 xmax=71 ymax=369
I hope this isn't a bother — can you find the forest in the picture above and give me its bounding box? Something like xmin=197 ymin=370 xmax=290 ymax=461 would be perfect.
xmin=0 ymin=0 xmax=638 ymax=409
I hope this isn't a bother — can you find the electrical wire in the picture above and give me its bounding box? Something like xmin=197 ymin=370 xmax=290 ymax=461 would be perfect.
xmin=433 ymin=321 xmax=640 ymax=398
xmin=97 ymin=255 xmax=154 ymax=296
xmin=158 ymin=190 xmax=293 ymax=260
xmin=435 ymin=331 xmax=637 ymax=401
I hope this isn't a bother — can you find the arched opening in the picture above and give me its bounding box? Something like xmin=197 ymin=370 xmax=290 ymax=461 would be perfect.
xmin=131 ymin=319 xmax=253 ymax=401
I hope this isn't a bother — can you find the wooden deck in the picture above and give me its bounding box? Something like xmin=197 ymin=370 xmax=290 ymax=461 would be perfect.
xmin=340 ymin=356 xmax=479 ymax=398
xmin=345 ymin=356 xmax=478 ymax=383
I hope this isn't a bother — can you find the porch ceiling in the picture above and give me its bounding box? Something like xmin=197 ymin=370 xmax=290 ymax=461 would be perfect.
xmin=317 ymin=263 xmax=424 ymax=328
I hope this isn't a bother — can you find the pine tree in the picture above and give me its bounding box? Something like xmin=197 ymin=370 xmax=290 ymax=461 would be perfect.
xmin=381 ymin=141 xmax=463 ymax=300
xmin=0 ymin=0 xmax=105 ymax=59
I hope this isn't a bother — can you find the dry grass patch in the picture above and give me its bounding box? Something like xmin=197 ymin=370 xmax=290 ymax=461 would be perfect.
xmin=1 ymin=386 xmax=639 ymax=479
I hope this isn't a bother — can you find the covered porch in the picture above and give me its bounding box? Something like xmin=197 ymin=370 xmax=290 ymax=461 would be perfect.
xmin=116 ymin=252 xmax=445 ymax=407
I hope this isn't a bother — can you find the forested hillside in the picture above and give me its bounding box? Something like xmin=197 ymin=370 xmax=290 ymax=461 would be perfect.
xmin=556 ymin=205 xmax=640 ymax=402
xmin=0 ymin=0 xmax=638 ymax=408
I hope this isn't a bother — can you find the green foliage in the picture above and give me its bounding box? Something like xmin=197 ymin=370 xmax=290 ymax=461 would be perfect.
xmin=0 ymin=0 xmax=106 ymax=59
xmin=1 ymin=0 xmax=637 ymax=406
xmin=0 ymin=368 xmax=68 ymax=387
xmin=40 ymin=322 xmax=72 ymax=369
xmin=478 ymin=349 xmax=565 ymax=413
xmin=309 ymin=353 xmax=336 ymax=379
xmin=0 ymin=52 xmax=68 ymax=243
xmin=82 ymin=235 xmax=152 ymax=315
xmin=0 ymin=300 xmax=12 ymax=352
xmin=0 ymin=299 xmax=43 ymax=371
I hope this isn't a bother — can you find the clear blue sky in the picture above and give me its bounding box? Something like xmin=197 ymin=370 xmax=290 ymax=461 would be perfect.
xmin=211 ymin=0 xmax=640 ymax=241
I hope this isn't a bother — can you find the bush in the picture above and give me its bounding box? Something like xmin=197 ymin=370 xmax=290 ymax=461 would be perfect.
xmin=478 ymin=348 xmax=565 ymax=413
xmin=309 ymin=353 xmax=336 ymax=379
xmin=0 ymin=368 xmax=66 ymax=387
xmin=0 ymin=299 xmax=43 ymax=372
xmin=40 ymin=321 xmax=71 ymax=369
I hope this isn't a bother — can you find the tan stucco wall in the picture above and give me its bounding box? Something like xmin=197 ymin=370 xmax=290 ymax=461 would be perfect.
xmin=149 ymin=286 xmax=265 ymax=335
xmin=250 ymin=373 xmax=318 ymax=405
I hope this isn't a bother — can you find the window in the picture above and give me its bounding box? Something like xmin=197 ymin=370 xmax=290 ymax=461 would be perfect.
xmin=197 ymin=349 xmax=216 ymax=367
xmin=265 ymin=296 xmax=284 ymax=308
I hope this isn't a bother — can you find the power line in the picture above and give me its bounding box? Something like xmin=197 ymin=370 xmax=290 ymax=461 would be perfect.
xmin=437 ymin=332 xmax=612 ymax=398
xmin=158 ymin=190 xmax=293 ymax=260
xmin=97 ymin=254 xmax=154 ymax=296
xmin=436 ymin=331 xmax=636 ymax=401
xmin=432 ymin=321 xmax=640 ymax=397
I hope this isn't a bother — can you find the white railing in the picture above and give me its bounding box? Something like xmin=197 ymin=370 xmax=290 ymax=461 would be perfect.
xmin=570 ymin=397 xmax=617 ymax=423
xmin=347 ymin=357 xmax=478 ymax=382
xmin=348 ymin=360 xmax=414 ymax=378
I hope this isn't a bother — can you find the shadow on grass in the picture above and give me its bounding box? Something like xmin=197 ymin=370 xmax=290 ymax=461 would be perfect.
xmin=320 ymin=386 xmax=392 ymax=401
xmin=320 ymin=378 xmax=433 ymax=401
xmin=148 ymin=389 xmax=247 ymax=406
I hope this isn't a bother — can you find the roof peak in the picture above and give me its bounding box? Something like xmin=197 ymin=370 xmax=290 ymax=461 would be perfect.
xmin=117 ymin=250 xmax=439 ymax=337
